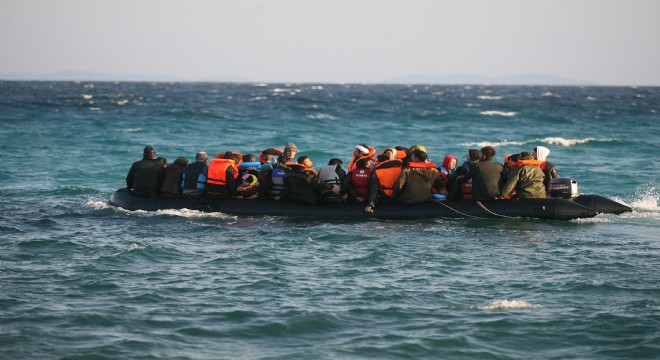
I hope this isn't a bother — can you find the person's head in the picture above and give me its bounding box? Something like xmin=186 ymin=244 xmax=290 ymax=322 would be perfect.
xmin=356 ymin=157 xmax=371 ymax=169
xmin=173 ymin=156 xmax=189 ymax=168
xmin=156 ymin=157 xmax=167 ymax=166
xmin=384 ymin=148 xmax=397 ymax=160
xmin=223 ymin=151 xmax=242 ymax=163
xmin=297 ymin=155 xmax=312 ymax=168
xmin=412 ymin=150 xmax=429 ymax=162
xmin=394 ymin=146 xmax=409 ymax=160
xmin=195 ymin=151 xmax=208 ymax=164
xmin=533 ymin=146 xmax=550 ymax=161
xmin=468 ymin=149 xmax=481 ymax=162
xmin=354 ymin=144 xmax=370 ymax=158
xmin=328 ymin=158 xmax=343 ymax=167
xmin=442 ymin=155 xmax=458 ymax=171
xmin=243 ymin=154 xmax=257 ymax=163
xmin=506 ymin=153 xmax=521 ymax=166
xmin=284 ymin=142 xmax=298 ymax=159
xmin=409 ymin=144 xmax=427 ymax=154
xmin=143 ymin=146 xmax=156 ymax=160
xmin=260 ymin=148 xmax=282 ymax=164
xmin=376 ymin=153 xmax=390 ymax=164
xmin=480 ymin=146 xmax=496 ymax=161
xmin=277 ymin=155 xmax=290 ymax=164
xmin=519 ymin=151 xmax=534 ymax=161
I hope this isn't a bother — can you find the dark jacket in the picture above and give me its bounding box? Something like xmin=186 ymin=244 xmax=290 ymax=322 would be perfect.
xmin=500 ymin=164 xmax=547 ymax=199
xmin=160 ymin=164 xmax=186 ymax=196
xmin=281 ymin=167 xmax=334 ymax=205
xmin=542 ymin=162 xmax=560 ymax=189
xmin=126 ymin=159 xmax=164 ymax=196
xmin=464 ymin=160 xmax=504 ymax=200
xmin=392 ymin=164 xmax=445 ymax=204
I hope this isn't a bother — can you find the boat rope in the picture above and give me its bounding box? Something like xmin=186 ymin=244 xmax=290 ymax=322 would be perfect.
xmin=476 ymin=201 xmax=517 ymax=218
xmin=435 ymin=200 xmax=481 ymax=218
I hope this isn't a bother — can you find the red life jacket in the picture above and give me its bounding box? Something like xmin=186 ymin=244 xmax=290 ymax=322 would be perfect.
xmin=374 ymin=160 xmax=403 ymax=197
xmin=407 ymin=161 xmax=437 ymax=169
xmin=350 ymin=168 xmax=373 ymax=198
xmin=461 ymin=180 xmax=473 ymax=200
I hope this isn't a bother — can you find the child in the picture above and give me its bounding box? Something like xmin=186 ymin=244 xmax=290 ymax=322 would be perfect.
xmin=237 ymin=173 xmax=259 ymax=199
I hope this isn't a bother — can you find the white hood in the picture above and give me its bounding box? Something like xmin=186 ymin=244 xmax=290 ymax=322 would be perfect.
xmin=534 ymin=146 xmax=550 ymax=161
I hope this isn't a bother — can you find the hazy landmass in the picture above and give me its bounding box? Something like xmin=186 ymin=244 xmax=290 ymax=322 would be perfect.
xmin=1 ymin=71 xmax=596 ymax=85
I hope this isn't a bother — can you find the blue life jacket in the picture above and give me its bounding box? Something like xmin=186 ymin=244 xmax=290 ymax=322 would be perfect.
xmin=270 ymin=167 xmax=286 ymax=195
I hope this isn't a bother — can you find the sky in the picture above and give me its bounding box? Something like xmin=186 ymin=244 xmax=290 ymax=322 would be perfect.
xmin=1 ymin=0 xmax=659 ymax=85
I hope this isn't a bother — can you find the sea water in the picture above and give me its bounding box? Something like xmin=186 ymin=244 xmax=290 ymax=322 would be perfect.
xmin=1 ymin=81 xmax=659 ymax=359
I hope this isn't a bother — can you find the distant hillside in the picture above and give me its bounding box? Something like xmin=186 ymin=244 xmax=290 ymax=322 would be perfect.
xmin=384 ymin=73 xmax=598 ymax=86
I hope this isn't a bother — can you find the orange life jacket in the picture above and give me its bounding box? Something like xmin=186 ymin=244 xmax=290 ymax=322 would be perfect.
xmin=348 ymin=146 xmax=377 ymax=172
xmin=374 ymin=160 xmax=403 ymax=197
xmin=207 ymin=158 xmax=239 ymax=187
xmin=406 ymin=161 xmax=437 ymax=169
xmin=516 ymin=159 xmax=545 ymax=168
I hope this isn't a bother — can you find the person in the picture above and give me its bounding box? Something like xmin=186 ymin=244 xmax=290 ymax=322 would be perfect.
xmin=297 ymin=156 xmax=318 ymax=176
xmin=461 ymin=146 xmax=504 ymax=200
xmin=237 ymin=173 xmax=259 ymax=199
xmin=283 ymin=142 xmax=298 ymax=163
xmin=126 ymin=146 xmax=165 ymax=196
xmin=160 ymin=157 xmax=188 ymax=196
xmin=204 ymin=151 xmax=242 ymax=198
xmin=499 ymin=152 xmax=546 ymax=199
xmin=346 ymin=158 xmax=373 ymax=203
xmin=533 ymin=145 xmax=560 ymax=190
xmin=156 ymin=157 xmax=167 ymax=167
xmin=181 ymin=151 xmax=208 ymax=194
xmin=439 ymin=154 xmax=458 ymax=175
xmin=392 ymin=150 xmax=447 ymax=204
xmin=348 ymin=144 xmax=376 ymax=172
xmin=502 ymin=153 xmax=521 ymax=181
xmin=365 ymin=153 xmax=403 ymax=213
xmin=318 ymin=158 xmax=346 ymax=202
xmin=257 ymin=147 xmax=283 ymax=177
xmin=280 ymin=159 xmax=339 ymax=205
xmin=461 ymin=149 xmax=481 ymax=171
xmin=257 ymin=155 xmax=288 ymax=198
xmin=239 ymin=153 xmax=261 ymax=176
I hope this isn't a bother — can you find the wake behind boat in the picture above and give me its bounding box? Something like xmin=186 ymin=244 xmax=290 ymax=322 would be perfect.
xmin=109 ymin=188 xmax=630 ymax=221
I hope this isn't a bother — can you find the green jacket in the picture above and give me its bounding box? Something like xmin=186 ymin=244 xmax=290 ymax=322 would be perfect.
xmin=500 ymin=164 xmax=546 ymax=199
xmin=392 ymin=165 xmax=444 ymax=204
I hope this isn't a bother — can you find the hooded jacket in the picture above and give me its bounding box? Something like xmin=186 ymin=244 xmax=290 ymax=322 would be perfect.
xmin=534 ymin=145 xmax=560 ymax=188
xmin=463 ymin=160 xmax=504 ymax=200
xmin=500 ymin=163 xmax=547 ymax=199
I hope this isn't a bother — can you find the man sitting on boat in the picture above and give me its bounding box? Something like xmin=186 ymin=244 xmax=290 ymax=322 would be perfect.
xmin=392 ymin=150 xmax=447 ymax=204
xmin=499 ymin=152 xmax=546 ymax=199
xmin=126 ymin=146 xmax=165 ymax=196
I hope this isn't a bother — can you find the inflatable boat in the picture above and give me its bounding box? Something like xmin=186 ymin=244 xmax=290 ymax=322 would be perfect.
xmin=109 ymin=188 xmax=630 ymax=221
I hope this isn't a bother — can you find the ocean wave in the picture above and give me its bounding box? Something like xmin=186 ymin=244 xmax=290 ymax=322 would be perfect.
xmin=306 ymin=113 xmax=337 ymax=120
xmin=480 ymin=110 xmax=517 ymax=117
xmin=472 ymin=299 xmax=539 ymax=311
xmin=84 ymin=200 xmax=112 ymax=210
xmin=458 ymin=137 xmax=616 ymax=148
xmin=124 ymin=128 xmax=143 ymax=132
xmin=477 ymin=95 xmax=504 ymax=100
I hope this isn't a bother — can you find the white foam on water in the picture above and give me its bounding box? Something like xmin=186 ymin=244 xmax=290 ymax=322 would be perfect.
xmin=541 ymin=91 xmax=560 ymax=97
xmin=82 ymin=94 xmax=93 ymax=100
xmin=124 ymin=128 xmax=143 ymax=132
xmin=84 ymin=200 xmax=112 ymax=210
xmin=249 ymin=96 xmax=267 ymax=101
xmin=128 ymin=243 xmax=140 ymax=251
xmin=153 ymin=208 xmax=234 ymax=220
xmin=476 ymin=299 xmax=539 ymax=310
xmin=116 ymin=100 xmax=129 ymax=106
xmin=307 ymin=113 xmax=337 ymax=120
xmin=458 ymin=137 xmax=616 ymax=148
xmin=477 ymin=95 xmax=504 ymax=100
xmin=480 ymin=110 xmax=517 ymax=117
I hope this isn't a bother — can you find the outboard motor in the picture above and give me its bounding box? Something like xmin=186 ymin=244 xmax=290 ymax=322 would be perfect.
xmin=549 ymin=178 xmax=579 ymax=199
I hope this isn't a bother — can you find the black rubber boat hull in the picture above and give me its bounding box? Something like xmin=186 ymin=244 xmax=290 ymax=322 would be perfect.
xmin=109 ymin=189 xmax=600 ymax=220
xmin=573 ymin=194 xmax=632 ymax=215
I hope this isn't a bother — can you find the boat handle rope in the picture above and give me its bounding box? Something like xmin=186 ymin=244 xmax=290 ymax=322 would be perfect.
xmin=435 ymin=200 xmax=481 ymax=219
xmin=476 ymin=201 xmax=518 ymax=218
